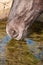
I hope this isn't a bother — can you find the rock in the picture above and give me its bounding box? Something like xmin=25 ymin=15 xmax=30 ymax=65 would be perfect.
xmin=0 ymin=0 xmax=12 ymax=19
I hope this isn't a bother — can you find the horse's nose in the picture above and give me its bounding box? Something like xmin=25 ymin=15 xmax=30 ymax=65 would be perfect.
xmin=6 ymin=26 xmax=23 ymax=40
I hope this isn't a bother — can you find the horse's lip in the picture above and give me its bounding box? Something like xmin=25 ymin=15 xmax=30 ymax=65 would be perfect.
xmin=13 ymin=33 xmax=19 ymax=38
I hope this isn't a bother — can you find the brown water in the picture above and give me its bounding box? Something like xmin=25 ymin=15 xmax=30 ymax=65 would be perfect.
xmin=0 ymin=21 xmax=43 ymax=65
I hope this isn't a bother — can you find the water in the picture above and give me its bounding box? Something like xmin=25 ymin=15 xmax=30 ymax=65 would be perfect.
xmin=0 ymin=21 xmax=43 ymax=65
xmin=25 ymin=38 xmax=43 ymax=60
xmin=0 ymin=35 xmax=11 ymax=65
xmin=1 ymin=36 xmax=43 ymax=61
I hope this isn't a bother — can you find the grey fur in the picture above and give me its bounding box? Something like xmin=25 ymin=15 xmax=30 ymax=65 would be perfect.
xmin=6 ymin=0 xmax=43 ymax=40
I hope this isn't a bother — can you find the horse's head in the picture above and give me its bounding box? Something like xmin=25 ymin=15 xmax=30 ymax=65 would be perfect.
xmin=6 ymin=0 xmax=33 ymax=40
xmin=6 ymin=0 xmax=43 ymax=40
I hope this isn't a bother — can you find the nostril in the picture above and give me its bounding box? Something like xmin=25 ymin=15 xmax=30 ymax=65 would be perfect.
xmin=12 ymin=30 xmax=19 ymax=38
xmin=14 ymin=30 xmax=16 ymax=34
xmin=13 ymin=30 xmax=17 ymax=35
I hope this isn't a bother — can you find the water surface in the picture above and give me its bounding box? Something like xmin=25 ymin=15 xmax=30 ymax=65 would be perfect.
xmin=0 ymin=21 xmax=43 ymax=65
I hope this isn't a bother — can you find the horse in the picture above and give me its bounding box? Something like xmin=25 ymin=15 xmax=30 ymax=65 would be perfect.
xmin=6 ymin=0 xmax=43 ymax=40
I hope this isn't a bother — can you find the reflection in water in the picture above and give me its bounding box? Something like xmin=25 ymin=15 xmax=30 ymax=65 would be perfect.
xmin=0 ymin=35 xmax=11 ymax=65
xmin=0 ymin=36 xmax=43 ymax=65
xmin=25 ymin=38 xmax=43 ymax=60
xmin=0 ymin=21 xmax=43 ymax=65
xmin=6 ymin=39 xmax=39 ymax=65
xmin=2 ymin=35 xmax=11 ymax=45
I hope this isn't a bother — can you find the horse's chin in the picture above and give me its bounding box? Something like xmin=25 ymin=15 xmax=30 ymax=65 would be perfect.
xmin=7 ymin=33 xmax=22 ymax=40
xmin=15 ymin=33 xmax=23 ymax=40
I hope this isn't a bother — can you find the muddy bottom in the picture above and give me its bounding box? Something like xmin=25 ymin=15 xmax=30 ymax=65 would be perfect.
xmin=0 ymin=21 xmax=43 ymax=65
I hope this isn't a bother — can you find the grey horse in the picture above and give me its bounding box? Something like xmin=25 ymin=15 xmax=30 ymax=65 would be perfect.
xmin=6 ymin=0 xmax=43 ymax=40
